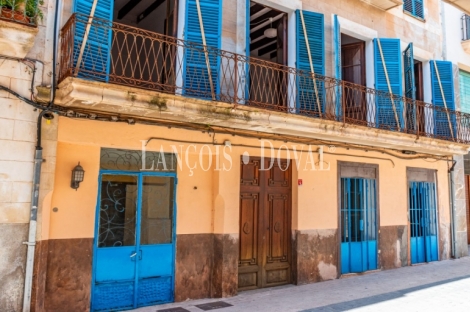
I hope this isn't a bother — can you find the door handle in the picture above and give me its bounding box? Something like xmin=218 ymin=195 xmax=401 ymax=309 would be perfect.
xmin=130 ymin=252 xmax=137 ymax=258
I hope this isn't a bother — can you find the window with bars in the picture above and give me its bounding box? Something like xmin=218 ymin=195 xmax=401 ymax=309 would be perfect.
xmin=404 ymin=0 xmax=424 ymax=19
xmin=460 ymin=70 xmax=470 ymax=113
xmin=462 ymin=15 xmax=470 ymax=41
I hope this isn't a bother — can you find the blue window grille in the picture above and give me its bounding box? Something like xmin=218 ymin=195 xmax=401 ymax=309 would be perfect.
xmin=404 ymin=0 xmax=424 ymax=19
xmin=340 ymin=178 xmax=377 ymax=274
xmin=409 ymin=182 xmax=438 ymax=264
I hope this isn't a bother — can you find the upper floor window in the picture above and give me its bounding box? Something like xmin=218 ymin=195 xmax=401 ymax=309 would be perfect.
xmin=404 ymin=0 xmax=424 ymax=19
xmin=462 ymin=15 xmax=470 ymax=41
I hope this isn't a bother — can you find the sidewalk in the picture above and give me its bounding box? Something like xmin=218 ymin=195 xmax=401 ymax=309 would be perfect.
xmin=131 ymin=256 xmax=470 ymax=312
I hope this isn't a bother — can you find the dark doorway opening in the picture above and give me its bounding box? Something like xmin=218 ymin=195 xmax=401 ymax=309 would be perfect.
xmin=247 ymin=2 xmax=288 ymax=109
xmin=111 ymin=0 xmax=178 ymax=92
xmin=114 ymin=0 xmax=177 ymax=37
xmin=414 ymin=60 xmax=425 ymax=134
xmin=341 ymin=34 xmax=367 ymax=124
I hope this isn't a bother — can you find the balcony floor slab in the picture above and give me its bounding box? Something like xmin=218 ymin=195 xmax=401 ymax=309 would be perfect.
xmin=55 ymin=77 xmax=470 ymax=156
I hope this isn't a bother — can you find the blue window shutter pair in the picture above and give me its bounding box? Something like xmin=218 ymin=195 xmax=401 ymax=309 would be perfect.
xmin=295 ymin=10 xmax=325 ymax=114
xmin=431 ymin=60 xmax=456 ymax=139
xmin=374 ymin=38 xmax=403 ymax=130
xmin=184 ymin=0 xmax=223 ymax=99
xmin=73 ymin=0 xmax=114 ymax=81
xmin=404 ymin=0 xmax=424 ymax=19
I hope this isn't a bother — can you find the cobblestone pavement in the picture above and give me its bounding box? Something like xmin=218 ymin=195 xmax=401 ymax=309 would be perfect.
xmin=131 ymin=256 xmax=470 ymax=312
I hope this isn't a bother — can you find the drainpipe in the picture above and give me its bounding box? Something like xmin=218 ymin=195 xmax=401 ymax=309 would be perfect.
xmin=22 ymin=112 xmax=45 ymax=312
xmin=22 ymin=0 xmax=60 ymax=310
xmin=448 ymin=159 xmax=457 ymax=259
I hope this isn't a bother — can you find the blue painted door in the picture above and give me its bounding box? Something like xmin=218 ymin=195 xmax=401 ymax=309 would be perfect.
xmin=341 ymin=178 xmax=377 ymax=274
xmin=409 ymin=182 xmax=438 ymax=264
xmin=92 ymin=173 xmax=176 ymax=311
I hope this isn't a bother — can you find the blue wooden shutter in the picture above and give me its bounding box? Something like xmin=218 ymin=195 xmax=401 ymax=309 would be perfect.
xmin=334 ymin=15 xmax=341 ymax=81
xmin=374 ymin=38 xmax=403 ymax=130
xmin=73 ymin=0 xmax=114 ymax=81
xmin=184 ymin=0 xmax=222 ymax=99
xmin=403 ymin=43 xmax=416 ymax=131
xmin=296 ymin=10 xmax=325 ymax=115
xmin=404 ymin=0 xmax=424 ymax=19
xmin=460 ymin=70 xmax=470 ymax=113
xmin=403 ymin=43 xmax=415 ymax=100
xmin=431 ymin=60 xmax=456 ymax=139
xmin=334 ymin=15 xmax=342 ymax=118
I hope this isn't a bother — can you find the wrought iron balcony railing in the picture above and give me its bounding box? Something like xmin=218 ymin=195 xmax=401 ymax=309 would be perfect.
xmin=0 ymin=0 xmax=43 ymax=26
xmin=59 ymin=14 xmax=470 ymax=144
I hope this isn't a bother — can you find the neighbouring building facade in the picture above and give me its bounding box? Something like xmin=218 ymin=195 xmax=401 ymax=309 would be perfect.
xmin=442 ymin=1 xmax=470 ymax=247
xmin=1 ymin=0 xmax=469 ymax=311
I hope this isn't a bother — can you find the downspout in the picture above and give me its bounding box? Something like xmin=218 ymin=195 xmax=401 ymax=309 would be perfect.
xmin=22 ymin=0 xmax=60 ymax=310
xmin=448 ymin=159 xmax=457 ymax=259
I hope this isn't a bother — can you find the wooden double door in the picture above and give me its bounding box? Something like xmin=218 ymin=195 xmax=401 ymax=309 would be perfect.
xmin=238 ymin=157 xmax=292 ymax=291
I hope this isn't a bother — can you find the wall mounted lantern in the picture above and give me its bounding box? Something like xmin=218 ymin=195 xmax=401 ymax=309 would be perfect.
xmin=71 ymin=162 xmax=85 ymax=190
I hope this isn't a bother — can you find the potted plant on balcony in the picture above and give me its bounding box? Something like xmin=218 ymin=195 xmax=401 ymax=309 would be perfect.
xmin=25 ymin=0 xmax=43 ymax=23
xmin=0 ymin=0 xmax=42 ymax=24
xmin=1 ymin=0 xmax=28 ymax=23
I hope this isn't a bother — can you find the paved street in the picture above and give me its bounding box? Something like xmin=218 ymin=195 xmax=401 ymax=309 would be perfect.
xmin=132 ymin=255 xmax=470 ymax=312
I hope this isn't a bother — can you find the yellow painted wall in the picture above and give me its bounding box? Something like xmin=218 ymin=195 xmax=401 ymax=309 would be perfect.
xmin=43 ymin=117 xmax=451 ymax=240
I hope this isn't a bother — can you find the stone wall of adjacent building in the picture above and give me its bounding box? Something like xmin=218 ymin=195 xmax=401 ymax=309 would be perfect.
xmin=0 ymin=0 xmax=57 ymax=310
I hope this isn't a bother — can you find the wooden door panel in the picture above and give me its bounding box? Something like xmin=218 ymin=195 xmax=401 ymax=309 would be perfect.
xmin=267 ymin=194 xmax=289 ymax=261
xmin=239 ymin=193 xmax=259 ymax=265
xmin=238 ymin=191 xmax=261 ymax=290
xmin=239 ymin=157 xmax=292 ymax=291
xmin=265 ymin=265 xmax=290 ymax=286
xmin=268 ymin=161 xmax=290 ymax=187
xmin=240 ymin=159 xmax=260 ymax=186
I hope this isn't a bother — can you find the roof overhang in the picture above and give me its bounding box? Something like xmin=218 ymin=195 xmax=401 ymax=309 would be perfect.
xmin=444 ymin=0 xmax=470 ymax=15
xmin=360 ymin=0 xmax=403 ymax=11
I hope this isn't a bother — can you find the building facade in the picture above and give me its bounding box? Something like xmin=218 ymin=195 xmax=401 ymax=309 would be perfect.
xmin=442 ymin=1 xmax=470 ymax=247
xmin=1 ymin=0 xmax=469 ymax=311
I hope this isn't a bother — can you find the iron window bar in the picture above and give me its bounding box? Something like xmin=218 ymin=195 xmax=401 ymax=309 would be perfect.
xmin=462 ymin=15 xmax=470 ymax=41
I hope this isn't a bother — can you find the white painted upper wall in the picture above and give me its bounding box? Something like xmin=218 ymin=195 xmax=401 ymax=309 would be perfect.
xmin=443 ymin=2 xmax=470 ymax=71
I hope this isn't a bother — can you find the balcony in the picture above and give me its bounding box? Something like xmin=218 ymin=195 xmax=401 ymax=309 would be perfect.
xmin=360 ymin=0 xmax=403 ymax=11
xmin=0 ymin=0 xmax=42 ymax=58
xmin=57 ymin=14 xmax=470 ymax=147
xmin=445 ymin=0 xmax=470 ymax=16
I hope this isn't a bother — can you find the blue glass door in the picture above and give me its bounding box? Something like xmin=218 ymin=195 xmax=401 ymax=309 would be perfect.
xmin=409 ymin=182 xmax=438 ymax=264
xmin=92 ymin=173 xmax=176 ymax=311
xmin=341 ymin=178 xmax=377 ymax=274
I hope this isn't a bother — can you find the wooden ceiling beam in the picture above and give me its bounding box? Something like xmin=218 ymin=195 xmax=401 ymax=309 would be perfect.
xmin=118 ymin=0 xmax=143 ymax=20
xmin=137 ymin=0 xmax=166 ymax=24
